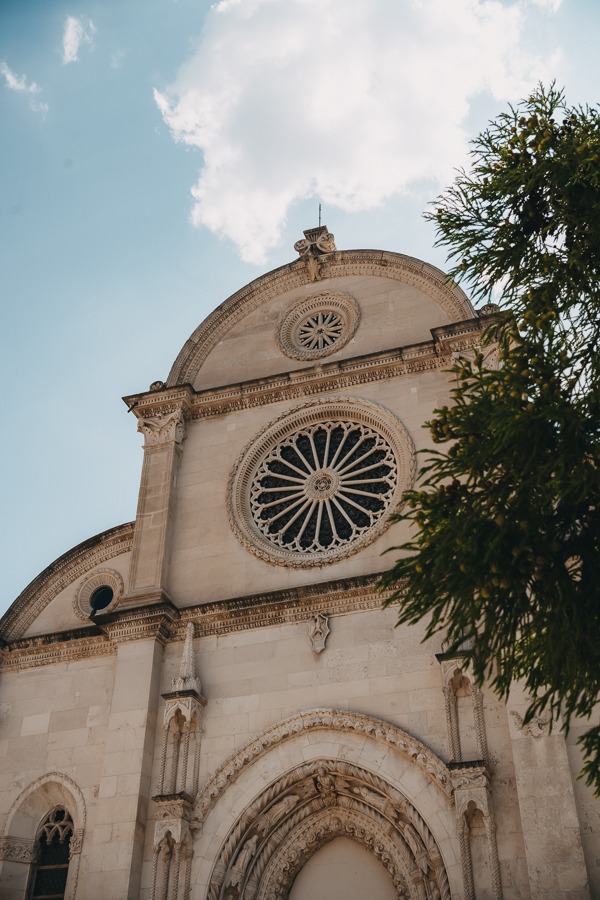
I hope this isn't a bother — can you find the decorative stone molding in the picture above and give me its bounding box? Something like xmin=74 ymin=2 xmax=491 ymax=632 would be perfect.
xmin=151 ymin=795 xmax=194 ymax=900
xmin=3 ymin=771 xmax=87 ymax=835
xmin=138 ymin=409 xmax=187 ymax=446
xmin=451 ymin=764 xmax=502 ymax=900
xmin=308 ymin=613 xmax=330 ymax=653
xmin=294 ymin=225 xmax=337 ymax=257
xmin=277 ymin=292 xmax=360 ymax=361
xmin=196 ymin=709 xmax=453 ymax=830
xmin=293 ymin=225 xmax=336 ymax=282
xmin=125 ymin=318 xmax=487 ymax=428
xmin=166 ymin=249 xmax=475 ymax=386
xmin=228 ymin=396 xmax=415 ymax=568
xmin=438 ymin=656 xmax=489 ymax=763
xmin=0 ymin=522 xmax=134 ymax=643
xmin=158 ymin=624 xmax=207 ymax=798
xmin=0 ymin=630 xmax=115 ymax=671
xmin=0 ymin=837 xmax=39 ymax=863
xmin=1 ymin=573 xmax=398 ymax=670
xmin=99 ymin=603 xmax=178 ymax=645
xmin=259 ymin=808 xmax=410 ymax=899
xmin=208 ymin=758 xmax=451 ymax=900
xmin=69 ymin=829 xmax=83 ymax=857
xmin=73 ymin=568 xmax=124 ymax=621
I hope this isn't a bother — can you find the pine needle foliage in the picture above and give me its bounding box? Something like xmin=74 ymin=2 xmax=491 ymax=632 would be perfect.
xmin=381 ymin=85 xmax=600 ymax=791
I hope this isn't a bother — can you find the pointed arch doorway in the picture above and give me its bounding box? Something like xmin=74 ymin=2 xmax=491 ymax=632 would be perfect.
xmin=208 ymin=759 xmax=450 ymax=900
xmin=288 ymin=836 xmax=398 ymax=900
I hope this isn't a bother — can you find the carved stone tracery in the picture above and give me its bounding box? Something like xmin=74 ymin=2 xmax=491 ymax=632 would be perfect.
xmin=228 ymin=397 xmax=415 ymax=569
xmin=277 ymin=292 xmax=360 ymax=361
xmin=209 ymin=759 xmax=450 ymax=900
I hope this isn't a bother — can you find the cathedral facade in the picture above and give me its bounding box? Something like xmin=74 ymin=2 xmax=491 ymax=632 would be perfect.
xmin=0 ymin=229 xmax=597 ymax=899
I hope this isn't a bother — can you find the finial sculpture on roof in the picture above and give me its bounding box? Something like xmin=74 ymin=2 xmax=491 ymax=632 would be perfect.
xmin=294 ymin=225 xmax=336 ymax=282
xmin=172 ymin=622 xmax=202 ymax=695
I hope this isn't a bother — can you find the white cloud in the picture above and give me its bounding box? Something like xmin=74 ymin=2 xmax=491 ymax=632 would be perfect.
xmin=0 ymin=61 xmax=48 ymax=114
xmin=529 ymin=0 xmax=563 ymax=11
xmin=62 ymin=16 xmax=96 ymax=64
xmin=155 ymin=0 xmax=561 ymax=263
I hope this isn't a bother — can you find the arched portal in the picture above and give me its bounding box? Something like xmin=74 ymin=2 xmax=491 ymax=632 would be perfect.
xmin=207 ymin=759 xmax=450 ymax=900
xmin=288 ymin=836 xmax=397 ymax=900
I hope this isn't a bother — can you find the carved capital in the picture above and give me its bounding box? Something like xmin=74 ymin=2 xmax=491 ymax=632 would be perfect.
xmin=0 ymin=836 xmax=39 ymax=863
xmin=69 ymin=829 xmax=84 ymax=857
xmin=138 ymin=409 xmax=186 ymax=446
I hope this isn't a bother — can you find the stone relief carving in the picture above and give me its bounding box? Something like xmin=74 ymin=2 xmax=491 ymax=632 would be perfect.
xmin=293 ymin=226 xmax=336 ymax=282
xmin=138 ymin=409 xmax=186 ymax=446
xmin=510 ymin=709 xmax=553 ymax=738
xmin=208 ymin=758 xmax=451 ymax=900
xmin=0 ymin=837 xmax=39 ymax=863
xmin=308 ymin=613 xmax=330 ymax=653
xmin=195 ymin=708 xmax=453 ymax=831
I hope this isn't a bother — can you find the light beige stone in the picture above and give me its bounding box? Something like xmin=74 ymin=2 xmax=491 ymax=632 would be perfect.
xmin=1 ymin=241 xmax=596 ymax=899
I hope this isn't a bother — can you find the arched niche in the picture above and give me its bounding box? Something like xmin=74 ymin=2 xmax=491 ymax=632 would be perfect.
xmin=0 ymin=772 xmax=86 ymax=900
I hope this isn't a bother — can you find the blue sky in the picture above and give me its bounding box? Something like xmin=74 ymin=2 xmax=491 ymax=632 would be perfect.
xmin=1 ymin=0 xmax=599 ymax=616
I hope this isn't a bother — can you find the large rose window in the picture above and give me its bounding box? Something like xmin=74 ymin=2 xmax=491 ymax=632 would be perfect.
xmin=228 ymin=399 xmax=415 ymax=567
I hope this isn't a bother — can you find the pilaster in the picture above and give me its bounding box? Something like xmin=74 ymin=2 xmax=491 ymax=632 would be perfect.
xmin=126 ymin=399 xmax=190 ymax=602
xmin=85 ymin=612 xmax=173 ymax=899
xmin=508 ymin=684 xmax=590 ymax=899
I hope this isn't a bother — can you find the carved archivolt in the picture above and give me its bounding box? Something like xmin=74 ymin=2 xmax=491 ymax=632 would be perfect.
xmin=228 ymin=397 xmax=416 ymax=568
xmin=196 ymin=708 xmax=453 ymax=830
xmin=3 ymin=771 xmax=87 ymax=836
xmin=208 ymin=759 xmax=450 ymax=900
xmin=277 ymin=292 xmax=360 ymax=361
xmin=167 ymin=249 xmax=474 ymax=387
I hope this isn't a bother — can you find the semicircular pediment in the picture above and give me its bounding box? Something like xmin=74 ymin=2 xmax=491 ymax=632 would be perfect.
xmin=0 ymin=522 xmax=134 ymax=642
xmin=167 ymin=250 xmax=474 ymax=390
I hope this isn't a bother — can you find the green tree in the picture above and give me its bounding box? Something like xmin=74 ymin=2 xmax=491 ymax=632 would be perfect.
xmin=381 ymin=85 xmax=600 ymax=791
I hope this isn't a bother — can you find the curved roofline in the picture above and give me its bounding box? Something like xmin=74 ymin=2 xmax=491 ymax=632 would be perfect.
xmin=167 ymin=248 xmax=475 ymax=387
xmin=0 ymin=522 xmax=134 ymax=643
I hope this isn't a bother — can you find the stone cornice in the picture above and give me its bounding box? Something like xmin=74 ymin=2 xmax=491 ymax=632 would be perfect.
xmin=166 ymin=250 xmax=475 ymax=387
xmin=0 ymin=522 xmax=135 ymax=644
xmin=0 ymin=573 xmax=401 ymax=670
xmin=124 ymin=318 xmax=487 ymax=423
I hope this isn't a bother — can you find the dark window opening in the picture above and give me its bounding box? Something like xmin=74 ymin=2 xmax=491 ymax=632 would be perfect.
xmin=30 ymin=808 xmax=73 ymax=900
xmin=90 ymin=585 xmax=114 ymax=612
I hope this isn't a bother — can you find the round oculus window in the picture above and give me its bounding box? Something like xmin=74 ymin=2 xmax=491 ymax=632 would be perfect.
xmin=73 ymin=568 xmax=123 ymax=620
xmin=228 ymin=398 xmax=416 ymax=567
xmin=278 ymin=293 xmax=360 ymax=361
